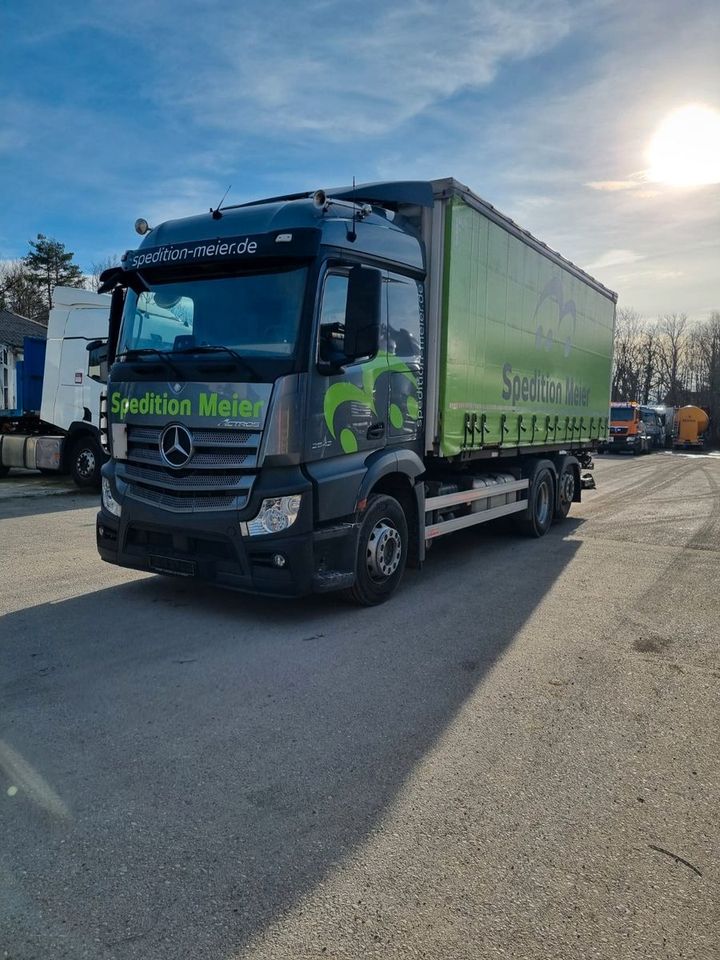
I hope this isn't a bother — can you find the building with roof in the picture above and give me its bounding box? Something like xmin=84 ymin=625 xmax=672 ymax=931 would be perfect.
xmin=0 ymin=309 xmax=47 ymax=411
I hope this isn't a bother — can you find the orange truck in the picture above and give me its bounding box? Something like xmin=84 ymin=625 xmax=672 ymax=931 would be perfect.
xmin=599 ymin=401 xmax=663 ymax=454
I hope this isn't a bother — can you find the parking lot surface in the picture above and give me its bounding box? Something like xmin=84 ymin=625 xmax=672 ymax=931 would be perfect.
xmin=1 ymin=452 xmax=719 ymax=959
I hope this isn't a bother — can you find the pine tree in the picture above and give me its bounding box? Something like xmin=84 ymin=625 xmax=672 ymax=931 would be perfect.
xmin=23 ymin=234 xmax=85 ymax=314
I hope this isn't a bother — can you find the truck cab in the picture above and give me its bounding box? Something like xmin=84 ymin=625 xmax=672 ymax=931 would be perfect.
xmin=602 ymin=401 xmax=657 ymax=454
xmin=0 ymin=287 xmax=111 ymax=485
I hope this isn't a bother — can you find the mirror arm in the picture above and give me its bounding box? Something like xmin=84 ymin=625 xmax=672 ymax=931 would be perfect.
xmin=317 ymin=358 xmax=346 ymax=376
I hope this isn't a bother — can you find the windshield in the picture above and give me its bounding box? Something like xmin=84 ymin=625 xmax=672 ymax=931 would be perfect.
xmin=117 ymin=267 xmax=308 ymax=359
xmin=611 ymin=406 xmax=636 ymax=421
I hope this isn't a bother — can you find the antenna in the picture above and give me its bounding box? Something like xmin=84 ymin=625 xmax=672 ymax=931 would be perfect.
xmin=347 ymin=176 xmax=357 ymax=242
xmin=211 ymin=184 xmax=232 ymax=220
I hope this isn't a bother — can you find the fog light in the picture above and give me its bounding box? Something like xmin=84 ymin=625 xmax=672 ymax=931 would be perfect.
xmin=272 ymin=553 xmax=287 ymax=568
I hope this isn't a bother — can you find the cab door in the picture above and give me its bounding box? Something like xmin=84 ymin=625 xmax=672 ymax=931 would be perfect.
xmin=307 ymin=267 xmax=388 ymax=459
xmin=384 ymin=272 xmax=423 ymax=443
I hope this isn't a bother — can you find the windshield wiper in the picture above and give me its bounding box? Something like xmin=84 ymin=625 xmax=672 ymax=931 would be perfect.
xmin=171 ymin=344 xmax=262 ymax=379
xmin=117 ymin=347 xmax=182 ymax=377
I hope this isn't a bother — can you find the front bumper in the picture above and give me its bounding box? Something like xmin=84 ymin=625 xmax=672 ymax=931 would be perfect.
xmin=601 ymin=434 xmax=637 ymax=450
xmin=96 ymin=478 xmax=359 ymax=598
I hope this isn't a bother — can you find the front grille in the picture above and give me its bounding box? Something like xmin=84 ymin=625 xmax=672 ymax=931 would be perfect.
xmin=122 ymin=464 xmax=252 ymax=491
xmin=120 ymin=423 xmax=260 ymax=512
xmin=125 ymin=446 xmax=253 ymax=468
xmin=128 ymin=485 xmax=243 ymax=512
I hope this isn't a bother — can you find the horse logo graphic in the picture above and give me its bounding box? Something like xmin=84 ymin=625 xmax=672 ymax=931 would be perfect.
xmin=323 ymin=353 xmax=418 ymax=453
xmin=533 ymin=277 xmax=577 ymax=358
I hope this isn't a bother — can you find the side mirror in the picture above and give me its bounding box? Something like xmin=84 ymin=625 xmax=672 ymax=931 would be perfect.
xmin=343 ymin=266 xmax=382 ymax=362
xmin=87 ymin=339 xmax=109 ymax=384
xmin=107 ymin=286 xmax=126 ymax=365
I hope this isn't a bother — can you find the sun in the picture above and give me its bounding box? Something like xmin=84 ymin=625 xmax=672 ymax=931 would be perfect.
xmin=646 ymin=104 xmax=720 ymax=187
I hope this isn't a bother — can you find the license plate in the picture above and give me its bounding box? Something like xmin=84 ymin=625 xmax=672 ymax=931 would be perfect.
xmin=149 ymin=555 xmax=196 ymax=577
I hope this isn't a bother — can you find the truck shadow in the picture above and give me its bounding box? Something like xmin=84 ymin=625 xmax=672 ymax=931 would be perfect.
xmin=0 ymin=489 xmax=99 ymax=520
xmin=1 ymin=519 xmax=583 ymax=958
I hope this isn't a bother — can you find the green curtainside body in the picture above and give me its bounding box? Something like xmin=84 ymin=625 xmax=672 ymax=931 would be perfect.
xmin=438 ymin=196 xmax=615 ymax=458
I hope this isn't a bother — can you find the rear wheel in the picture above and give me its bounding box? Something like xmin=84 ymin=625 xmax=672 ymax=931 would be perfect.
xmin=69 ymin=435 xmax=103 ymax=488
xmin=554 ymin=461 xmax=575 ymax=521
xmin=514 ymin=465 xmax=554 ymax=538
xmin=346 ymin=494 xmax=408 ymax=606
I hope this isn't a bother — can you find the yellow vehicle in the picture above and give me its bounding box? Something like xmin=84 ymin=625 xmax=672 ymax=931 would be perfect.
xmin=673 ymin=405 xmax=709 ymax=449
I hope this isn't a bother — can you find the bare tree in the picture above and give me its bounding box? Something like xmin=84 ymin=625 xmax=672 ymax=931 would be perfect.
xmin=612 ymin=307 xmax=644 ymax=400
xmin=656 ymin=313 xmax=688 ymax=405
xmin=639 ymin=322 xmax=660 ymax=403
xmin=695 ymin=311 xmax=720 ymax=444
xmin=89 ymin=255 xmax=122 ymax=292
xmin=0 ymin=259 xmax=47 ymax=321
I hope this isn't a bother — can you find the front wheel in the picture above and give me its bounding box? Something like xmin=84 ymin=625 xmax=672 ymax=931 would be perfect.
xmin=69 ymin=435 xmax=103 ymax=488
xmin=346 ymin=494 xmax=408 ymax=606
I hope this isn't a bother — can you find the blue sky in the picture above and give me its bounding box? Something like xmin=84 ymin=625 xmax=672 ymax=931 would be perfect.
xmin=1 ymin=0 xmax=718 ymax=320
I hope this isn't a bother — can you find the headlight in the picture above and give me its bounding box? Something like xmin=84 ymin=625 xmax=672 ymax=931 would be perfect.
xmin=247 ymin=494 xmax=302 ymax=536
xmin=102 ymin=477 xmax=122 ymax=517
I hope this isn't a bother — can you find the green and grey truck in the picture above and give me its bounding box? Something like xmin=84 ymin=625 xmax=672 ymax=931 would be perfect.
xmin=96 ymin=178 xmax=616 ymax=604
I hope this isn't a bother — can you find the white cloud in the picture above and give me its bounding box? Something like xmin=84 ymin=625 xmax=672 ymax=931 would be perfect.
xmin=586 ymin=180 xmax=641 ymax=191
xmin=585 ymin=249 xmax=643 ymax=270
xmin=123 ymin=0 xmax=580 ymax=138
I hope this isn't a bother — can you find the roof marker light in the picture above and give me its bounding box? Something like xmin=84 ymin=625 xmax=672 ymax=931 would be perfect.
xmin=134 ymin=218 xmax=152 ymax=236
xmin=275 ymin=233 xmax=293 ymax=243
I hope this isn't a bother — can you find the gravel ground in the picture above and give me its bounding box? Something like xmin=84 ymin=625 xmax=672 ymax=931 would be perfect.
xmin=1 ymin=451 xmax=718 ymax=960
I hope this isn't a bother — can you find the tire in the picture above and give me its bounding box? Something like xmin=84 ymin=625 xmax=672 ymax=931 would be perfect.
xmin=69 ymin=435 xmax=103 ymax=488
xmin=514 ymin=465 xmax=554 ymax=538
xmin=346 ymin=494 xmax=408 ymax=606
xmin=554 ymin=461 xmax=576 ymax=521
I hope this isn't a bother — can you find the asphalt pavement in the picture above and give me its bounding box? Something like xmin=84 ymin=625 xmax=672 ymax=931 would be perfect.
xmin=1 ymin=452 xmax=718 ymax=959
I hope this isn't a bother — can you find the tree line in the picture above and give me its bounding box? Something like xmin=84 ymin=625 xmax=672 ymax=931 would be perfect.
xmin=0 ymin=235 xmax=114 ymax=322
xmin=612 ymin=307 xmax=720 ymax=444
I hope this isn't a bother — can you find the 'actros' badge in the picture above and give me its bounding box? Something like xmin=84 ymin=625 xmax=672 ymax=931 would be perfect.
xmin=159 ymin=423 xmax=193 ymax=468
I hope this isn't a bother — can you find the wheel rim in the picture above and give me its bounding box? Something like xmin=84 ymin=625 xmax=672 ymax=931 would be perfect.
xmin=366 ymin=518 xmax=402 ymax=581
xmin=76 ymin=448 xmax=96 ymax=479
xmin=559 ymin=471 xmax=574 ymax=508
xmin=536 ymin=480 xmax=551 ymax=526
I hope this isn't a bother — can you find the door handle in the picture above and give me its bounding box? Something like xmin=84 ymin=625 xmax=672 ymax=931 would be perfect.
xmin=367 ymin=422 xmax=385 ymax=439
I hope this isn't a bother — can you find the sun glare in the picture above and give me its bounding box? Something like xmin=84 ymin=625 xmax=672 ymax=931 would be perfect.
xmin=646 ymin=104 xmax=720 ymax=187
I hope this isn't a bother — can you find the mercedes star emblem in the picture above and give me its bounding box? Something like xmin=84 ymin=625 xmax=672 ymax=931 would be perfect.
xmin=159 ymin=423 xmax=193 ymax=468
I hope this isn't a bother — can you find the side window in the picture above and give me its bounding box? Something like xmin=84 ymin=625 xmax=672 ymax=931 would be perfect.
xmin=386 ymin=275 xmax=421 ymax=358
xmin=318 ymin=272 xmax=349 ymax=363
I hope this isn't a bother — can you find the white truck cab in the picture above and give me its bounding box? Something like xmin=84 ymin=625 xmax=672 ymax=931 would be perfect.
xmin=0 ymin=286 xmax=110 ymax=486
